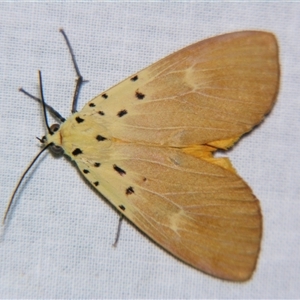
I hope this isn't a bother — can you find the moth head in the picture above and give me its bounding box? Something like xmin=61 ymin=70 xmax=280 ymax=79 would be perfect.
xmin=40 ymin=123 xmax=64 ymax=156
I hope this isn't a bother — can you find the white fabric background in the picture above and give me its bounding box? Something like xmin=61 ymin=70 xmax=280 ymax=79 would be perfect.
xmin=0 ymin=2 xmax=299 ymax=299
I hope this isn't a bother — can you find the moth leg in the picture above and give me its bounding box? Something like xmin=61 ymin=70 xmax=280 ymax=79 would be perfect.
xmin=59 ymin=28 xmax=88 ymax=114
xmin=112 ymin=215 xmax=124 ymax=248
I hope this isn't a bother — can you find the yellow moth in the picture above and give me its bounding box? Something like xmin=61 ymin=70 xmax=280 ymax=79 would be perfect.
xmin=6 ymin=30 xmax=279 ymax=282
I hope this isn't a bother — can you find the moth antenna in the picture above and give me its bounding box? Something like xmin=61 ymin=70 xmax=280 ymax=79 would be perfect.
xmin=59 ymin=28 xmax=88 ymax=114
xmin=112 ymin=215 xmax=124 ymax=248
xmin=38 ymin=71 xmax=53 ymax=135
xmin=19 ymin=88 xmax=66 ymax=122
xmin=36 ymin=136 xmax=44 ymax=143
xmin=2 ymin=144 xmax=52 ymax=226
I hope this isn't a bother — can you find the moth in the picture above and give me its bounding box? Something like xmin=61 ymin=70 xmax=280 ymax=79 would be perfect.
xmin=6 ymin=30 xmax=279 ymax=281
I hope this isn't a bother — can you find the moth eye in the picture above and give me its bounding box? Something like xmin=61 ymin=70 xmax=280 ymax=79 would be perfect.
xmin=50 ymin=144 xmax=64 ymax=155
xmin=50 ymin=123 xmax=60 ymax=133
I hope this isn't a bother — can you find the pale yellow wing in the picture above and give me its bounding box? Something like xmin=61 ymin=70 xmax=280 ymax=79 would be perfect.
xmin=81 ymin=31 xmax=279 ymax=149
xmin=74 ymin=143 xmax=261 ymax=282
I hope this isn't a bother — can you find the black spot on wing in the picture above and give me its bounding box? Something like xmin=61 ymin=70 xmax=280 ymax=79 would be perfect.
xmin=76 ymin=116 xmax=84 ymax=123
xmin=83 ymin=169 xmax=89 ymax=174
xmin=98 ymin=111 xmax=105 ymax=115
xmin=113 ymin=164 xmax=126 ymax=176
xmin=89 ymin=103 xmax=95 ymax=107
xmin=117 ymin=109 xmax=127 ymax=117
xmin=102 ymin=94 xmax=108 ymax=99
xmin=93 ymin=181 xmax=99 ymax=186
xmin=126 ymin=187 xmax=134 ymax=195
xmin=131 ymin=75 xmax=138 ymax=81
xmin=94 ymin=162 xmax=101 ymax=167
xmin=119 ymin=205 xmax=126 ymax=211
xmin=96 ymin=135 xmax=107 ymax=141
xmin=135 ymin=91 xmax=145 ymax=100
xmin=72 ymin=148 xmax=83 ymax=156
